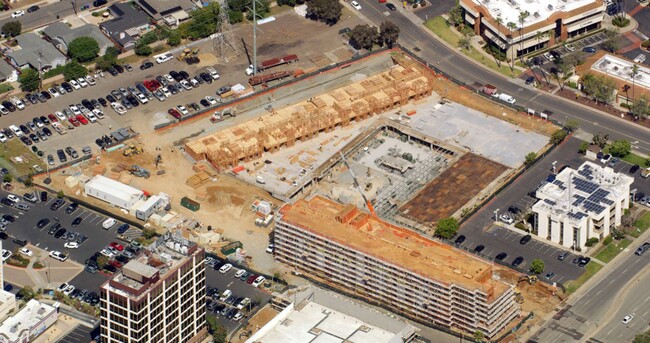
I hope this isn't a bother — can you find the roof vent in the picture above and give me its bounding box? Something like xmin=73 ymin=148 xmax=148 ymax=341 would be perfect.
xmin=547 ymin=4 xmax=554 ymax=10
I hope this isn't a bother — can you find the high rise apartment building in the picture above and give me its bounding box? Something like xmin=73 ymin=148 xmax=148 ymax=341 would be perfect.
xmin=273 ymin=196 xmax=520 ymax=339
xmin=100 ymin=233 xmax=207 ymax=343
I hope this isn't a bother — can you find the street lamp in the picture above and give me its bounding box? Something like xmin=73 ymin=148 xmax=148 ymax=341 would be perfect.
xmin=494 ymin=209 xmax=499 ymax=223
xmin=552 ymin=161 xmax=557 ymax=174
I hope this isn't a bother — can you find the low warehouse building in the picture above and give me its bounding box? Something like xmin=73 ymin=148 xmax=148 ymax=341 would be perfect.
xmin=0 ymin=300 xmax=58 ymax=342
xmin=85 ymin=175 xmax=144 ymax=209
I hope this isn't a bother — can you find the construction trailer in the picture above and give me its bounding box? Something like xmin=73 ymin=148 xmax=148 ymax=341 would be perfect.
xmin=135 ymin=195 xmax=165 ymax=220
xmin=85 ymin=175 xmax=144 ymax=209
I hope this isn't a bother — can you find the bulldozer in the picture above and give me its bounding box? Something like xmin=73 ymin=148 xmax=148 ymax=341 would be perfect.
xmin=518 ymin=275 xmax=538 ymax=285
xmin=177 ymin=48 xmax=191 ymax=61
xmin=123 ymin=144 xmax=144 ymax=157
xmin=514 ymin=288 xmax=525 ymax=304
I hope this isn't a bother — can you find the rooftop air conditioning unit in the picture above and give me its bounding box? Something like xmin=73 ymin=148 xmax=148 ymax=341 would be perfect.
xmin=534 ymin=11 xmax=540 ymax=17
xmin=548 ymin=4 xmax=554 ymax=10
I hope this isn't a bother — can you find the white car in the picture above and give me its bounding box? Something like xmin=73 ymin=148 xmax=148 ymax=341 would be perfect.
xmin=102 ymin=218 xmax=117 ymax=229
xmin=11 ymin=10 xmax=25 ymax=18
xmin=234 ymin=269 xmax=246 ymax=278
xmin=351 ymin=1 xmax=361 ymax=10
xmin=205 ymin=96 xmax=217 ymax=105
xmin=49 ymin=87 xmax=61 ymax=97
xmin=543 ymin=52 xmax=553 ymax=61
xmin=9 ymin=125 xmax=22 ymax=137
xmin=19 ymin=247 xmax=33 ymax=257
xmin=233 ymin=312 xmax=244 ymax=321
xmin=155 ymin=53 xmax=173 ymax=64
xmin=13 ymin=99 xmax=25 ymax=110
xmin=219 ymin=289 xmax=232 ymax=301
xmin=565 ymin=44 xmax=576 ymax=52
xmin=77 ymin=78 xmax=89 ymax=88
xmin=137 ymin=93 xmax=149 ymax=104
xmin=49 ymin=250 xmax=67 ymax=262
xmin=622 ymin=315 xmax=634 ymax=324
xmin=252 ymin=276 xmax=265 ymax=287
xmin=69 ymin=80 xmax=81 ymax=89
xmin=0 ymin=105 xmax=8 ymax=115
xmin=1 ymin=249 xmax=12 ymax=261
xmin=0 ymin=133 xmax=6 ymax=143
xmin=266 ymin=244 xmax=274 ymax=254
xmin=219 ymin=263 xmax=233 ymax=274
xmin=55 ymin=111 xmax=67 ymax=121
xmin=34 ymin=119 xmax=44 ymax=128
xmin=85 ymin=75 xmax=96 ymax=86
xmin=499 ymin=214 xmax=514 ymax=225
xmin=236 ymin=297 xmax=250 ymax=310
xmin=207 ymin=67 xmax=220 ymax=80
xmin=92 ymin=108 xmax=104 ymax=119
xmin=63 ymin=284 xmax=75 ymax=296
xmin=111 ymin=102 xmax=127 ymax=115
xmin=57 ymin=283 xmax=69 ymax=293
xmin=69 ymin=105 xmax=81 ymax=115
xmin=7 ymin=194 xmax=20 ymax=203
xmin=177 ymin=105 xmax=189 ymax=115
xmin=161 ymin=87 xmax=171 ymax=98
xmin=100 ymin=248 xmax=115 ymax=259
xmin=85 ymin=112 xmax=98 ymax=123
xmin=64 ymin=242 xmax=79 ymax=249
xmin=180 ymin=80 xmax=192 ymax=90
xmin=164 ymin=74 xmax=174 ymax=83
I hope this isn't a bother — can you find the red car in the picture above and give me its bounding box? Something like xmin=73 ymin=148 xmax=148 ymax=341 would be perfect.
xmin=68 ymin=117 xmax=80 ymax=127
xmin=247 ymin=274 xmax=257 ymax=284
xmin=109 ymin=260 xmax=123 ymax=268
xmin=76 ymin=114 xmax=88 ymax=125
xmin=168 ymin=108 xmax=181 ymax=119
xmin=48 ymin=113 xmax=58 ymax=122
xmin=109 ymin=242 xmax=124 ymax=251
xmin=144 ymin=80 xmax=160 ymax=91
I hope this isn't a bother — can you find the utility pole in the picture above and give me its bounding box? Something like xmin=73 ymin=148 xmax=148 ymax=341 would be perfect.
xmin=494 ymin=209 xmax=499 ymax=223
xmin=252 ymin=0 xmax=257 ymax=76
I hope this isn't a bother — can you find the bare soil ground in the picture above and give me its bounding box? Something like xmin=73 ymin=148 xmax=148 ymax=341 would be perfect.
xmin=400 ymin=153 xmax=508 ymax=225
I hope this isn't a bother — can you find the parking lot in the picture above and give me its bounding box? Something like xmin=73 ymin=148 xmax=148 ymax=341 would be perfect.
xmin=204 ymin=255 xmax=273 ymax=334
xmin=58 ymin=325 xmax=99 ymax=343
xmin=458 ymin=136 xmax=650 ymax=284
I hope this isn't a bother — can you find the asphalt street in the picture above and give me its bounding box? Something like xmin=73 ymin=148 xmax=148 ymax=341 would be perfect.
xmin=354 ymin=0 xmax=650 ymax=154
xmin=529 ymin=240 xmax=650 ymax=342
xmin=0 ymin=1 xmax=76 ymax=32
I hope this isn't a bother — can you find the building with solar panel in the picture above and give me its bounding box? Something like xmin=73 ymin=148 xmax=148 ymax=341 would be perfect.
xmin=532 ymin=161 xmax=634 ymax=250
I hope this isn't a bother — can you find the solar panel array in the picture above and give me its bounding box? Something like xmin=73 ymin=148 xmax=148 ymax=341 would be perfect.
xmin=588 ymin=189 xmax=610 ymax=203
xmin=583 ymin=200 xmax=606 ymax=214
xmin=578 ymin=165 xmax=595 ymax=180
xmin=544 ymin=199 xmax=556 ymax=206
xmin=553 ymin=179 xmax=567 ymax=190
xmin=568 ymin=212 xmax=588 ymax=220
xmin=573 ymin=177 xmax=599 ymax=194
xmin=572 ymin=195 xmax=586 ymax=207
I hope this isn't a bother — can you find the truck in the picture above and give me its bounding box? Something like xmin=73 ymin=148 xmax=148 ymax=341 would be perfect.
xmin=497 ymin=93 xmax=516 ymax=104
xmin=210 ymin=108 xmax=236 ymax=123
xmin=245 ymin=54 xmax=299 ymax=75
xmin=248 ymin=70 xmax=294 ymax=86
xmin=51 ymin=122 xmax=67 ymax=135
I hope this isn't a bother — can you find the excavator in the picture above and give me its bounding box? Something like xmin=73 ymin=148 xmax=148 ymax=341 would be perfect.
xmin=123 ymin=144 xmax=144 ymax=157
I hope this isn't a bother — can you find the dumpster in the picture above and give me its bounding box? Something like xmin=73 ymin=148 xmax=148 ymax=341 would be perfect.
xmin=181 ymin=197 xmax=200 ymax=211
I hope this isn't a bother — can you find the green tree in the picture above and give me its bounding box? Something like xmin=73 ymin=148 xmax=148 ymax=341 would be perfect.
xmin=579 ymin=141 xmax=589 ymax=154
xmin=350 ymin=24 xmax=379 ymax=50
xmin=565 ymin=118 xmax=580 ymax=131
xmin=105 ymin=46 xmax=121 ymax=58
xmin=17 ymin=286 xmax=35 ymax=301
xmin=631 ymin=95 xmax=650 ymax=119
xmin=591 ymin=132 xmax=609 ymax=149
xmin=634 ymin=329 xmax=650 ymax=343
xmin=582 ymin=73 xmax=616 ymax=104
xmin=187 ymin=2 xmax=220 ymax=39
xmin=18 ymin=68 xmax=40 ymax=92
xmin=435 ymin=217 xmax=459 ymax=239
xmin=95 ymin=55 xmax=115 ymax=71
xmin=550 ymin=129 xmax=568 ymax=145
xmin=246 ymin=0 xmax=270 ymax=20
xmin=473 ymin=330 xmax=485 ymax=343
xmin=277 ymin=0 xmax=296 ymax=5
xmin=167 ymin=30 xmax=181 ymax=46
xmin=1 ymin=21 xmax=21 ymax=37
xmin=530 ymin=259 xmax=545 ymax=274
xmin=3 ymin=174 xmax=12 ymax=183
xmin=96 ymin=255 xmax=109 ymax=268
xmin=227 ymin=10 xmax=243 ymax=23
xmin=459 ymin=36 xmax=471 ymax=50
xmin=609 ymin=139 xmax=631 ymax=157
xmin=68 ymin=36 xmax=100 ymax=62
xmin=379 ymin=21 xmax=400 ymax=48
xmin=57 ymin=190 xmax=65 ymax=198
xmin=134 ymin=43 xmax=152 ymax=56
xmin=602 ymin=28 xmax=620 ymax=53
xmin=63 ymin=61 xmax=88 ymax=81
xmin=448 ymin=5 xmax=463 ymax=26
xmin=306 ymin=0 xmax=343 ymax=25
xmin=524 ymin=152 xmax=537 ymax=167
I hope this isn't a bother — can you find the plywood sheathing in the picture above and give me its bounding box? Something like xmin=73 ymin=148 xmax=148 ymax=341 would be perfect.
xmin=185 ymin=63 xmax=433 ymax=170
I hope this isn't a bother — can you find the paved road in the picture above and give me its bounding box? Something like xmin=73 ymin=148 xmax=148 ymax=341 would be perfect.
xmin=0 ymin=2 xmax=76 ymax=32
xmin=354 ymin=0 xmax=650 ymax=154
xmin=529 ymin=240 xmax=650 ymax=342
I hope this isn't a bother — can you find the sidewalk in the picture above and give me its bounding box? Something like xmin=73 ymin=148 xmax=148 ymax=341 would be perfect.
xmin=517 ymin=216 xmax=650 ymax=342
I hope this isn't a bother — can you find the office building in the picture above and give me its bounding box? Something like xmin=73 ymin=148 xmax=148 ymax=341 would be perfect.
xmin=532 ymin=161 xmax=633 ymax=249
xmin=460 ymin=0 xmax=605 ymax=58
xmin=100 ymin=233 xmax=207 ymax=343
xmin=274 ymin=196 xmax=520 ymax=339
xmin=0 ymin=300 xmax=58 ymax=342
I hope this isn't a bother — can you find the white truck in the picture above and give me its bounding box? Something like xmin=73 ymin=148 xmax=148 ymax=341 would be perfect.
xmin=497 ymin=93 xmax=516 ymax=104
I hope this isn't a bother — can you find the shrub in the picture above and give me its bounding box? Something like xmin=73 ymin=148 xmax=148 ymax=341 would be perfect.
xmin=514 ymin=222 xmax=527 ymax=231
xmin=585 ymin=237 xmax=599 ymax=247
xmin=603 ymin=236 xmax=613 ymax=246
xmin=642 ymin=40 xmax=650 ymax=48
xmin=612 ymin=17 xmax=630 ymax=28
xmin=566 ymin=81 xmax=578 ymax=89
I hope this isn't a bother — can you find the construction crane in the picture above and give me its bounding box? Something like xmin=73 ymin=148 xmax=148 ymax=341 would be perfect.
xmin=339 ymin=152 xmax=377 ymax=217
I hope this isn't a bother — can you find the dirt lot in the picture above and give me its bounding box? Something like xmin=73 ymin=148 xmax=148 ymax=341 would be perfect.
xmin=400 ymin=153 xmax=508 ymax=225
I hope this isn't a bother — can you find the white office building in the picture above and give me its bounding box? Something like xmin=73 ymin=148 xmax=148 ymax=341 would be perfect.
xmin=0 ymin=300 xmax=58 ymax=343
xmin=85 ymin=175 xmax=145 ymax=209
xmin=532 ymin=161 xmax=633 ymax=249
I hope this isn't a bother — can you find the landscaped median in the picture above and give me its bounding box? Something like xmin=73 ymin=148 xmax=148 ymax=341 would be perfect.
xmin=423 ymin=17 xmax=521 ymax=78
xmin=565 ymin=262 xmax=603 ymax=294
xmin=594 ymin=238 xmax=632 ymax=263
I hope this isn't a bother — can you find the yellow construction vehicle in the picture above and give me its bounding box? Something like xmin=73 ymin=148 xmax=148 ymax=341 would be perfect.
xmin=123 ymin=144 xmax=144 ymax=157
xmin=514 ymin=288 xmax=525 ymax=304
xmin=191 ymin=47 xmax=199 ymax=55
xmin=177 ymin=48 xmax=191 ymax=61
xmin=518 ymin=275 xmax=537 ymax=285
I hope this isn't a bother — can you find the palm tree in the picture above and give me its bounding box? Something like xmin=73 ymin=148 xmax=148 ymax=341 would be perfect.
xmin=630 ymin=64 xmax=639 ymax=116
xmin=507 ymin=22 xmax=518 ymax=70
xmin=518 ymin=11 xmax=529 ymax=58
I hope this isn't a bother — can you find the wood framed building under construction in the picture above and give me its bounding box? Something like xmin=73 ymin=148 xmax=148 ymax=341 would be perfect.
xmin=185 ymin=63 xmax=433 ymax=171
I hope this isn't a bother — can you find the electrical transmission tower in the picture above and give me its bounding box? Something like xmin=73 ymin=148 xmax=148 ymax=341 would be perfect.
xmin=214 ymin=0 xmax=238 ymax=60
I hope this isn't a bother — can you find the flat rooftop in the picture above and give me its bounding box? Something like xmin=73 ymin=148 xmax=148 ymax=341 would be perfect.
xmin=0 ymin=299 xmax=56 ymax=341
xmin=279 ymin=196 xmax=509 ymax=297
xmin=472 ymin=0 xmax=596 ymax=29
xmin=592 ymin=54 xmax=650 ymax=90
xmin=252 ymin=302 xmax=398 ymax=343
xmin=533 ymin=161 xmax=633 ymax=222
xmin=406 ymin=102 xmax=547 ymax=168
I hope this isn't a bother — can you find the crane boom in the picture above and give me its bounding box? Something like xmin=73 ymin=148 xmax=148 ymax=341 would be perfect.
xmin=339 ymin=152 xmax=377 ymax=217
